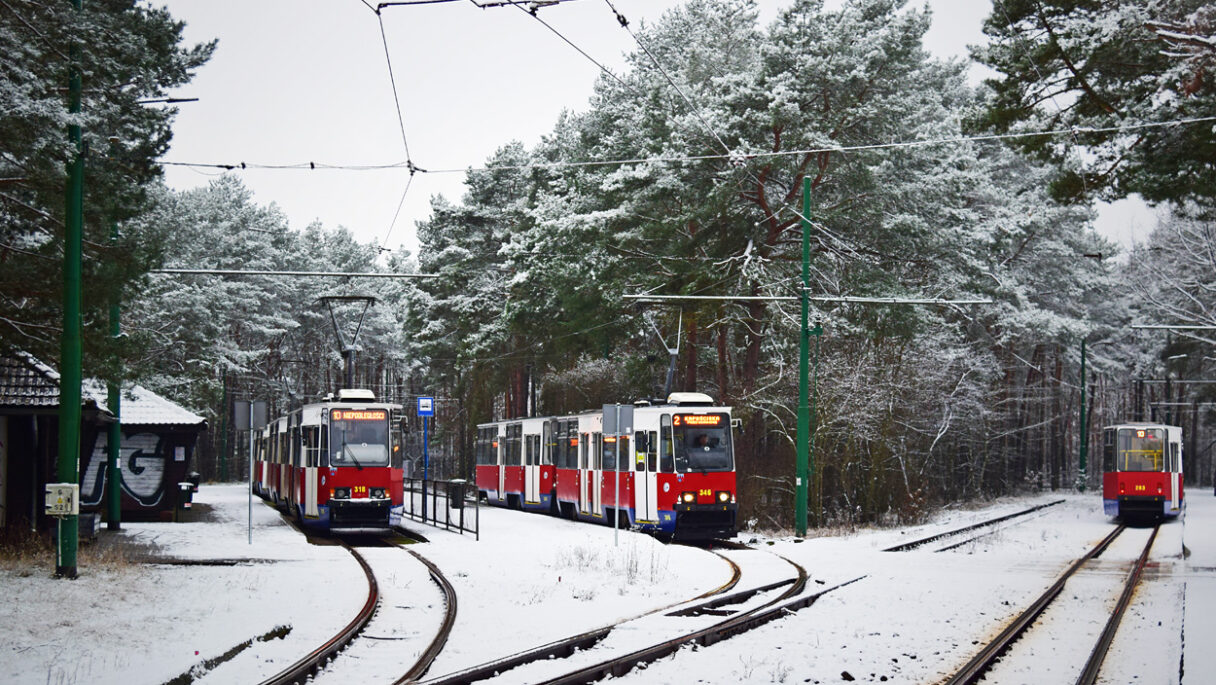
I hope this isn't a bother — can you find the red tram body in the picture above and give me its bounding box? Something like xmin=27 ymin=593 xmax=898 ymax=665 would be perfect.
xmin=475 ymin=393 xmax=738 ymax=540
xmin=253 ymin=389 xmax=405 ymax=531
xmin=1102 ymin=422 xmax=1184 ymax=520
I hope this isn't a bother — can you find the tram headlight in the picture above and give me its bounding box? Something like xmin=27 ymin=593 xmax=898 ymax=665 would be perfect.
xmin=716 ymin=490 xmax=731 ymax=504
xmin=333 ymin=487 xmax=351 ymax=500
xmin=680 ymin=491 xmax=696 ymax=504
xmin=371 ymin=487 xmax=386 ymax=499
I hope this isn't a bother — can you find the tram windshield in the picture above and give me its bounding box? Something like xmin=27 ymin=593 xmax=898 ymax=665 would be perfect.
xmin=330 ymin=408 xmax=390 ymax=468
xmin=1117 ymin=428 xmax=1164 ymax=472
xmin=673 ymin=413 xmax=733 ymax=472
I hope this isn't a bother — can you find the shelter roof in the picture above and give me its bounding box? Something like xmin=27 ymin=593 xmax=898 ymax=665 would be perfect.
xmin=0 ymin=350 xmax=204 ymax=427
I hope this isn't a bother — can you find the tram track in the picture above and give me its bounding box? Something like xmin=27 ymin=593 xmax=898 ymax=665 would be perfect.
xmin=259 ymin=514 xmax=459 ymax=685
xmin=883 ymin=499 xmax=1066 ymax=552
xmin=258 ymin=541 xmax=379 ymax=685
xmin=419 ymin=543 xmax=860 ymax=685
xmin=943 ymin=523 xmax=1160 ymax=685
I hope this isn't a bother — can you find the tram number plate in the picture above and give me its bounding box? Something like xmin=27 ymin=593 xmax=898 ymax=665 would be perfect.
xmin=353 ymin=486 xmax=368 ymax=497
xmin=699 ymin=489 xmax=712 ymax=498
xmin=1134 ymin=485 xmax=1146 ymax=492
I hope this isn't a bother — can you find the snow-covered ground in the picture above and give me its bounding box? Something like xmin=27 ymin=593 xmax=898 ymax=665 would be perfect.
xmin=3 ymin=484 xmax=1210 ymax=684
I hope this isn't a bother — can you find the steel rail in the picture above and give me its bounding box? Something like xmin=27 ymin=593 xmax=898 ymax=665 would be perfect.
xmin=1075 ymin=525 xmax=1160 ymax=685
xmin=415 ymin=544 xmax=745 ymax=685
xmin=258 ymin=542 xmax=379 ymax=685
xmin=944 ymin=525 xmax=1128 ymax=685
xmin=883 ymin=499 xmax=1066 ymax=552
xmin=535 ymin=573 xmax=864 ymax=685
xmin=395 ymin=548 xmax=459 ymax=684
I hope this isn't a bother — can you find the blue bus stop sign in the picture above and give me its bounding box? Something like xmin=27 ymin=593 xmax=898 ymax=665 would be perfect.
xmin=418 ymin=396 xmax=434 ymax=417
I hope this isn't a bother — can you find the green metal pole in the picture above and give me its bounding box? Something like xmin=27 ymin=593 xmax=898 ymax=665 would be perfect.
xmin=810 ymin=322 xmax=822 ymax=521
xmin=106 ymin=222 xmax=121 ymax=530
xmin=1078 ymin=338 xmax=1088 ymax=492
xmin=220 ymin=376 xmax=229 ymax=482
xmin=796 ymin=177 xmax=811 ymax=537
xmin=57 ymin=0 xmax=84 ymax=579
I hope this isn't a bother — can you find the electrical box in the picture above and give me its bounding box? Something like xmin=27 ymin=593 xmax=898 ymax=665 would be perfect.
xmin=45 ymin=483 xmax=79 ymax=517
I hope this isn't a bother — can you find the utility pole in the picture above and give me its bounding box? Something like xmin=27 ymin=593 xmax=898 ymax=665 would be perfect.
xmin=796 ymin=177 xmax=811 ymax=538
xmin=107 ymin=221 xmax=121 ymax=530
xmin=57 ymin=0 xmax=84 ymax=579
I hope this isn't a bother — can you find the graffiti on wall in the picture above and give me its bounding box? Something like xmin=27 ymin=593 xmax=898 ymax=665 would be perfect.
xmin=82 ymin=433 xmax=175 ymax=507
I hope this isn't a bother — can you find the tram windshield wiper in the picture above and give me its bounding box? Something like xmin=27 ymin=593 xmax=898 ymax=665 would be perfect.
xmin=342 ymin=443 xmax=364 ymax=471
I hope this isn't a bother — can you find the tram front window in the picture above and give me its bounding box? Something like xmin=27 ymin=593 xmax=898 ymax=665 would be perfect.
xmin=330 ymin=410 xmax=390 ymax=467
xmin=1117 ymin=428 xmax=1164 ymax=472
xmin=672 ymin=413 xmax=733 ymax=472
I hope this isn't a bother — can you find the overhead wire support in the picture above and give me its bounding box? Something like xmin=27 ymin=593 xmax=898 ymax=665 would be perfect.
xmin=151 ymin=268 xmax=439 ymax=279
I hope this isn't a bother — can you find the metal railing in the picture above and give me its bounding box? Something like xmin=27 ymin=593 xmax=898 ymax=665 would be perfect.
xmin=399 ymin=477 xmax=479 ymax=539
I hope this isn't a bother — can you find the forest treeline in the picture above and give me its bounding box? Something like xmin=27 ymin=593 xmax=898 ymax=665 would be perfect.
xmin=3 ymin=0 xmax=1214 ymax=529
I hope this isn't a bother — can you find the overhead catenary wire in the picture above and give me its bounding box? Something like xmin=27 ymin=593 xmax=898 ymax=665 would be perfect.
xmin=496 ymin=0 xmax=639 ymax=95
xmin=157 ymin=115 xmax=1216 ymax=176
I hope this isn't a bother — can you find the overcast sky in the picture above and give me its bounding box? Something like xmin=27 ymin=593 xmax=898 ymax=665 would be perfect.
xmin=158 ymin=0 xmax=1154 ymax=259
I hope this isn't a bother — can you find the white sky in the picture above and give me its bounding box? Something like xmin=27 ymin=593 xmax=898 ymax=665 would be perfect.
xmin=158 ymin=0 xmax=1153 ymax=259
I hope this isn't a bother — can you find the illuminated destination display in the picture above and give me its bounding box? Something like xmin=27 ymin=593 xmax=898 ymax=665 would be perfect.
xmin=332 ymin=409 xmax=387 ymax=422
xmin=674 ymin=414 xmax=723 ymax=427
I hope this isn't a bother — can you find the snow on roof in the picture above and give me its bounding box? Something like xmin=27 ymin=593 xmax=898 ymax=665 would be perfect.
xmin=83 ymin=380 xmax=206 ymax=427
xmin=0 ymin=349 xmax=203 ymax=426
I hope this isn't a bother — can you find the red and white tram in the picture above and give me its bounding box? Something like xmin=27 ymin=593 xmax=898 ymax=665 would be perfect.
xmin=253 ymin=389 xmax=405 ymax=531
xmin=1102 ymin=422 xmax=1184 ymax=520
xmin=475 ymin=393 xmax=738 ymax=540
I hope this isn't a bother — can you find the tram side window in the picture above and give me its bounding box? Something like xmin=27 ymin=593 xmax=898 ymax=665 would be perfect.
xmin=579 ymin=434 xmax=587 ymax=470
xmin=566 ymin=423 xmax=579 ymax=469
xmin=659 ymin=416 xmax=674 ymax=473
xmin=507 ymin=424 xmax=522 ymax=467
xmin=602 ymin=436 xmax=616 ymax=472
xmin=1170 ymin=443 xmax=1180 ymax=473
xmin=634 ymin=431 xmax=646 ymax=471
xmin=591 ymin=434 xmax=601 ymax=470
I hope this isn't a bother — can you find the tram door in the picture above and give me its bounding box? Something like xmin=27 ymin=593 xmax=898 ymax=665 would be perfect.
xmin=1170 ymin=439 xmax=1181 ymax=512
xmin=525 ymin=432 xmax=541 ymax=505
xmin=635 ymin=430 xmax=659 ymax=522
xmin=303 ymin=426 xmax=319 ymax=518
xmin=580 ymin=433 xmax=601 ymax=515
xmin=497 ymin=432 xmax=506 ymax=502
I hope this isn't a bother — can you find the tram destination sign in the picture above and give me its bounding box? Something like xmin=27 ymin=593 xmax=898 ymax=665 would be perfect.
xmin=333 ymin=409 xmax=387 ymax=421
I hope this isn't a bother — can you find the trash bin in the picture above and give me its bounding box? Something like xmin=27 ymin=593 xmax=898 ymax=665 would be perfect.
xmin=186 ymin=471 xmax=201 ymax=493
xmin=447 ymin=479 xmax=466 ymax=509
xmin=176 ymin=481 xmax=195 ymax=521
